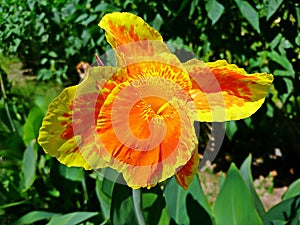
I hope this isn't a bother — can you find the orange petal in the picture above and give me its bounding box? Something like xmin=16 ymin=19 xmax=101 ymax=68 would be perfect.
xmin=96 ymin=76 xmax=197 ymax=188
xmin=175 ymin=150 xmax=200 ymax=189
xmin=99 ymin=12 xmax=169 ymax=66
xmin=184 ymin=59 xmax=274 ymax=121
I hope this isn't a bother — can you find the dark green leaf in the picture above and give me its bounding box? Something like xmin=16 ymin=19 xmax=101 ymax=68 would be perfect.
xmin=266 ymin=0 xmax=284 ymax=21
xmin=205 ymin=0 xmax=224 ymax=25
xmin=164 ymin=175 xmax=214 ymax=225
xmin=10 ymin=211 xmax=60 ymax=225
xmin=95 ymin=172 xmax=116 ymax=221
xmin=283 ymin=178 xmax=300 ymax=200
xmin=240 ymin=154 xmax=265 ymax=217
xmin=213 ymin=164 xmax=262 ymax=225
xmin=46 ymin=211 xmax=98 ymax=225
xmin=20 ymin=140 xmax=37 ymax=191
xmin=262 ymin=195 xmax=300 ymax=224
xmin=234 ymin=0 xmax=260 ymax=33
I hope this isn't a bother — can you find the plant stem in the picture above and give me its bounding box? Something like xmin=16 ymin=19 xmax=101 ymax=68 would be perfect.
xmin=132 ymin=188 xmax=146 ymax=225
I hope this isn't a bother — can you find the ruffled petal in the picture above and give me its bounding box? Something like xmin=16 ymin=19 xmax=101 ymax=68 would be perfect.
xmin=175 ymin=150 xmax=200 ymax=189
xmin=184 ymin=59 xmax=274 ymax=121
xmin=38 ymin=66 xmax=120 ymax=169
xmin=99 ymin=12 xmax=169 ymax=66
xmin=122 ymin=53 xmax=192 ymax=92
xmin=96 ymin=76 xmax=197 ymax=188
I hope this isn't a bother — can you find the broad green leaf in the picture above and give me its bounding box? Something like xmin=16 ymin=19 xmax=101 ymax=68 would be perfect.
xmin=240 ymin=154 xmax=265 ymax=217
xmin=262 ymin=195 xmax=300 ymax=224
xmin=164 ymin=175 xmax=214 ymax=225
xmin=95 ymin=171 xmax=116 ymax=221
xmin=10 ymin=211 xmax=60 ymax=225
xmin=225 ymin=121 xmax=237 ymax=141
xmin=266 ymin=0 xmax=284 ymax=21
xmin=234 ymin=0 xmax=260 ymax=33
xmin=213 ymin=164 xmax=262 ymax=225
xmin=205 ymin=0 xmax=224 ymax=25
xmin=19 ymin=140 xmax=37 ymax=192
xmin=46 ymin=212 xmax=98 ymax=225
xmin=283 ymin=178 xmax=300 ymax=200
xmin=59 ymin=165 xmax=83 ymax=182
xmin=22 ymin=106 xmax=44 ymax=146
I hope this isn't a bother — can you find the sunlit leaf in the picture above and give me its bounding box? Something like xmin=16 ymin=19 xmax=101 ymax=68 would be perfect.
xmin=213 ymin=164 xmax=262 ymax=225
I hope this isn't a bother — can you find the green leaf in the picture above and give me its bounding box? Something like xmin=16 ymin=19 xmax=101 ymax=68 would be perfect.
xmin=234 ymin=0 xmax=260 ymax=33
xmin=19 ymin=140 xmax=37 ymax=192
xmin=225 ymin=121 xmax=237 ymax=141
xmin=10 ymin=211 xmax=60 ymax=225
xmin=268 ymin=51 xmax=291 ymax=70
xmin=151 ymin=14 xmax=163 ymax=31
xmin=46 ymin=212 xmax=98 ymax=225
xmin=266 ymin=0 xmax=284 ymax=21
xmin=22 ymin=106 xmax=44 ymax=146
xmin=93 ymin=2 xmax=121 ymax=13
xmin=240 ymin=154 xmax=265 ymax=217
xmin=213 ymin=164 xmax=262 ymax=225
xmin=205 ymin=0 xmax=224 ymax=25
xmin=262 ymin=195 xmax=300 ymax=224
xmin=95 ymin=171 xmax=116 ymax=221
xmin=164 ymin=175 xmax=214 ymax=225
xmin=58 ymin=165 xmax=83 ymax=182
xmin=283 ymin=178 xmax=300 ymax=200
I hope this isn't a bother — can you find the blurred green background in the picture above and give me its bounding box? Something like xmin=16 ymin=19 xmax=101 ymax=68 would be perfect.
xmin=0 ymin=0 xmax=299 ymax=224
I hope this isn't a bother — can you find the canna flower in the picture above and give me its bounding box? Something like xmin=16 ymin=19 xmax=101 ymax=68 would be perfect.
xmin=38 ymin=12 xmax=273 ymax=189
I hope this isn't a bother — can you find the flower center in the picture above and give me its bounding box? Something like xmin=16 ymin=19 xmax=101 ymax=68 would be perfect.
xmin=143 ymin=96 xmax=168 ymax=114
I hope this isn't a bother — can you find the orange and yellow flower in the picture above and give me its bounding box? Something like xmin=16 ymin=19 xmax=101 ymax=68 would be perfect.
xmin=38 ymin=12 xmax=273 ymax=189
